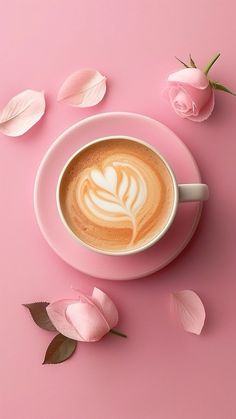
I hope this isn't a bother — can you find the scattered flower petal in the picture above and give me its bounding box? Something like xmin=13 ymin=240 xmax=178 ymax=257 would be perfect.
xmin=0 ymin=90 xmax=45 ymax=136
xmin=57 ymin=69 xmax=106 ymax=107
xmin=171 ymin=290 xmax=206 ymax=335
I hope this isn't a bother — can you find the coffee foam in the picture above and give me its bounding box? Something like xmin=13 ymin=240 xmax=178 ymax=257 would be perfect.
xmin=59 ymin=139 xmax=175 ymax=253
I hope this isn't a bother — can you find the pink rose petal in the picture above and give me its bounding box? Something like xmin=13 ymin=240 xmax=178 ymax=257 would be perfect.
xmin=168 ymin=68 xmax=209 ymax=89
xmin=66 ymin=301 xmax=109 ymax=342
xmin=57 ymin=69 xmax=106 ymax=107
xmin=187 ymin=90 xmax=215 ymax=122
xmin=166 ymin=69 xmax=215 ymax=123
xmin=171 ymin=290 xmax=206 ymax=335
xmin=46 ymin=299 xmax=84 ymax=341
xmin=173 ymin=90 xmax=192 ymax=112
xmin=91 ymin=288 xmax=119 ymax=329
xmin=46 ymin=288 xmax=119 ymax=343
xmin=169 ymin=86 xmax=196 ymax=118
xmin=0 ymin=89 xmax=45 ymax=137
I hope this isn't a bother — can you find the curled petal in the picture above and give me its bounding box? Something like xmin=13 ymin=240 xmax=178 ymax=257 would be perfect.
xmin=46 ymin=299 xmax=84 ymax=341
xmin=168 ymin=86 xmax=196 ymax=118
xmin=91 ymin=288 xmax=119 ymax=329
xmin=172 ymin=290 xmax=206 ymax=335
xmin=46 ymin=288 xmax=119 ymax=342
xmin=57 ymin=69 xmax=106 ymax=107
xmin=0 ymin=90 xmax=45 ymax=137
xmin=187 ymin=90 xmax=215 ymax=122
xmin=167 ymin=82 xmax=214 ymax=122
xmin=173 ymin=90 xmax=193 ymax=112
xmin=168 ymin=68 xmax=209 ymax=90
xmin=66 ymin=301 xmax=109 ymax=342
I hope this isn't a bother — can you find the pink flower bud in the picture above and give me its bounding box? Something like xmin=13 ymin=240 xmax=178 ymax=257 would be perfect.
xmin=167 ymin=68 xmax=215 ymax=122
xmin=46 ymin=288 xmax=118 ymax=342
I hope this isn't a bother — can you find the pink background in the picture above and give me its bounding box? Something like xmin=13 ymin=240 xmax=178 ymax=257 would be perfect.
xmin=0 ymin=1 xmax=236 ymax=418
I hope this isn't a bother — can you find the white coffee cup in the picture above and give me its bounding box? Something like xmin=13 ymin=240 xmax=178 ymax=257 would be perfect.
xmin=57 ymin=135 xmax=209 ymax=255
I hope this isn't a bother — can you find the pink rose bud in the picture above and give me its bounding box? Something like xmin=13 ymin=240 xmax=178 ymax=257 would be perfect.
xmin=167 ymin=68 xmax=215 ymax=122
xmin=46 ymin=287 xmax=119 ymax=342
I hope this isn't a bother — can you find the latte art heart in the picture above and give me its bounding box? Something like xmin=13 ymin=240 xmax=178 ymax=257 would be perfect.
xmin=76 ymin=162 xmax=148 ymax=243
xmin=58 ymin=139 xmax=175 ymax=253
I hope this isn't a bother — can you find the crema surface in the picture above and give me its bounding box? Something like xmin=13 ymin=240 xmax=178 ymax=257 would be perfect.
xmin=59 ymin=139 xmax=175 ymax=253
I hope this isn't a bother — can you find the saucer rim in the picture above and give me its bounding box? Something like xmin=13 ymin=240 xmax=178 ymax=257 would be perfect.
xmin=34 ymin=111 xmax=202 ymax=280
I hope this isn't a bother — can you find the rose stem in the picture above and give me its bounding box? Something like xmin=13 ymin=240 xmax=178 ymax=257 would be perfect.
xmin=110 ymin=329 xmax=127 ymax=338
xmin=203 ymin=52 xmax=221 ymax=75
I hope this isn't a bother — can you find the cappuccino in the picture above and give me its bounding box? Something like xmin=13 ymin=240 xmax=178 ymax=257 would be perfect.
xmin=58 ymin=138 xmax=175 ymax=253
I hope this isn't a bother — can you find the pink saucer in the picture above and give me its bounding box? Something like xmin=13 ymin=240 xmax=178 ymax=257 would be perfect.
xmin=34 ymin=112 xmax=202 ymax=280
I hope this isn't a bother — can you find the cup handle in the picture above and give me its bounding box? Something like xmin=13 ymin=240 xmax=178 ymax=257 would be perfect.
xmin=178 ymin=184 xmax=209 ymax=202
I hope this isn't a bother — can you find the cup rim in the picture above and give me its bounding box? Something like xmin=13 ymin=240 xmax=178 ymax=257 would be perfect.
xmin=56 ymin=135 xmax=179 ymax=256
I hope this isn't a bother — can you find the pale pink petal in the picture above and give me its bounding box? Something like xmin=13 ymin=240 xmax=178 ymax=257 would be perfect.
xmin=91 ymin=288 xmax=119 ymax=329
xmin=168 ymin=68 xmax=209 ymax=89
xmin=0 ymin=90 xmax=45 ymax=137
xmin=171 ymin=290 xmax=206 ymax=335
xmin=183 ymin=84 xmax=212 ymax=108
xmin=167 ymin=86 xmax=181 ymax=102
xmin=46 ymin=299 xmax=84 ymax=341
xmin=66 ymin=301 xmax=109 ymax=342
xmin=57 ymin=69 xmax=106 ymax=107
xmin=168 ymin=86 xmax=195 ymax=118
xmin=187 ymin=90 xmax=215 ymax=122
xmin=173 ymin=90 xmax=193 ymax=112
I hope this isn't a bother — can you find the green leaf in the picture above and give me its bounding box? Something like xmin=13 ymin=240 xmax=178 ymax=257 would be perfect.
xmin=43 ymin=334 xmax=77 ymax=365
xmin=189 ymin=53 xmax=197 ymax=68
xmin=175 ymin=56 xmax=190 ymax=68
xmin=210 ymin=80 xmax=236 ymax=96
xmin=23 ymin=302 xmax=56 ymax=331
xmin=203 ymin=53 xmax=221 ymax=75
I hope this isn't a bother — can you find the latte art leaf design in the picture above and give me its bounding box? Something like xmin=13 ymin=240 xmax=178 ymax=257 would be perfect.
xmin=77 ymin=162 xmax=148 ymax=243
